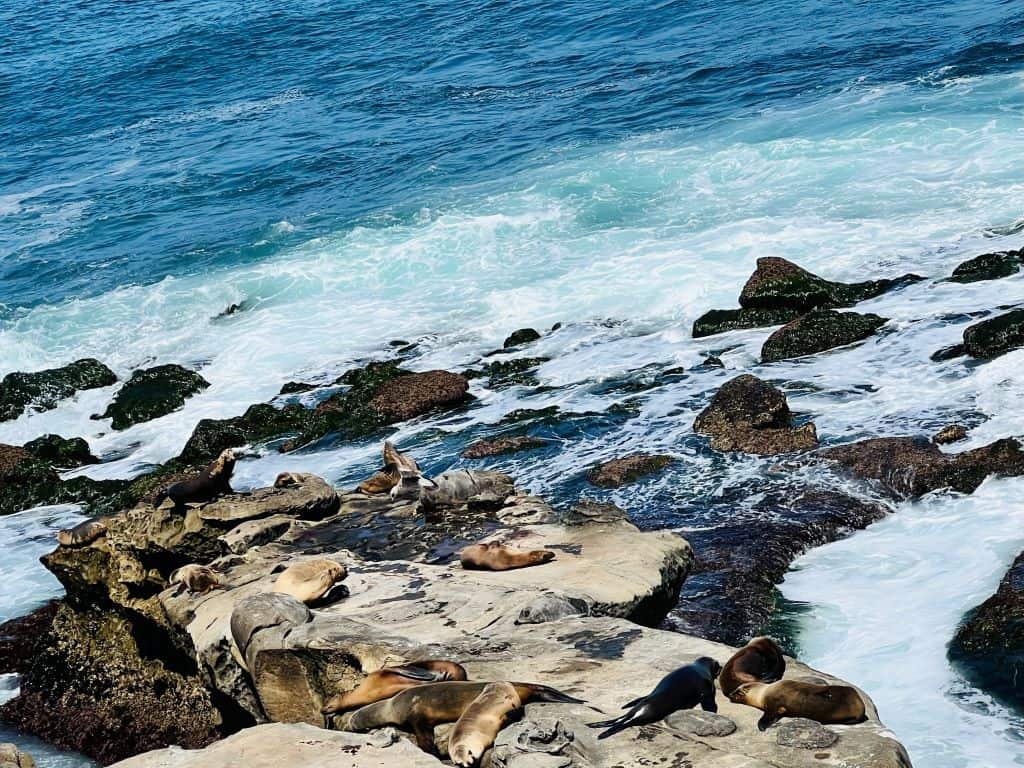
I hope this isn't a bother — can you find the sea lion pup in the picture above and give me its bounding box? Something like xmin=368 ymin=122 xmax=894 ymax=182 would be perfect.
xmin=588 ymin=656 xmax=721 ymax=739
xmin=344 ymin=680 xmax=583 ymax=751
xmin=321 ymin=660 xmax=469 ymax=714
xmin=735 ymin=679 xmax=867 ymax=731
xmin=169 ymin=564 xmax=224 ymax=595
xmin=449 ymin=682 xmax=522 ymax=767
xmin=460 ymin=542 xmax=555 ymax=571
xmin=719 ymin=636 xmax=786 ymax=700
xmin=155 ymin=448 xmax=236 ymax=508
xmin=272 ymin=558 xmax=348 ymax=606
xmin=57 ymin=519 xmax=107 ymax=548
xmin=274 ymin=471 xmax=315 ymax=488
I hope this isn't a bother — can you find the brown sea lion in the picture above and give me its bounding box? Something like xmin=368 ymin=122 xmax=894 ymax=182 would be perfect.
xmin=734 ymin=679 xmax=867 ymax=730
xmin=588 ymin=656 xmax=721 ymax=739
xmin=460 ymin=542 xmax=555 ymax=571
xmin=357 ymin=440 xmax=426 ymax=495
xmin=155 ymin=448 xmax=235 ymax=507
xmin=344 ymin=680 xmax=583 ymax=751
xmin=272 ymin=558 xmax=348 ymax=606
xmin=56 ymin=519 xmax=107 ymax=548
xmin=169 ymin=564 xmax=224 ymax=595
xmin=274 ymin=471 xmax=314 ymax=488
xmin=449 ymin=682 xmax=522 ymax=767
xmin=719 ymin=637 xmax=786 ymax=700
xmin=322 ymin=660 xmax=469 ymax=715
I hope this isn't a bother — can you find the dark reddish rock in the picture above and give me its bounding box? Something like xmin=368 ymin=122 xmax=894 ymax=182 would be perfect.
xmin=692 ymin=307 xmax=801 ymax=338
xmin=962 ymin=309 xmax=1024 ymax=360
xmin=587 ymin=454 xmax=675 ymax=488
xmin=461 ymin=436 xmax=549 ymax=459
xmin=0 ymin=359 xmax=116 ymax=422
xmin=949 ymin=249 xmax=1022 ymax=283
xmin=948 ymin=550 xmax=1024 ymax=714
xmin=368 ymin=370 xmax=469 ymax=422
xmin=23 ymin=434 xmax=98 ymax=467
xmin=97 ymin=364 xmax=209 ymax=430
xmin=760 ymin=310 xmax=888 ymax=363
xmin=0 ymin=601 xmax=59 ymax=674
xmin=933 ymin=424 xmax=969 ymax=445
xmin=821 ymin=436 xmax=1024 ymax=498
xmin=694 ymin=375 xmax=818 ymax=455
xmin=503 ymin=328 xmax=541 ymax=348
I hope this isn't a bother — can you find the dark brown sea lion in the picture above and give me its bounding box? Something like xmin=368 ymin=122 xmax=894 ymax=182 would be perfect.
xmin=734 ymin=679 xmax=867 ymax=730
xmin=155 ymin=448 xmax=235 ymax=507
xmin=449 ymin=682 xmax=522 ymax=767
xmin=272 ymin=558 xmax=348 ymax=606
xmin=357 ymin=441 xmax=425 ymax=495
xmin=56 ymin=519 xmax=107 ymax=548
xmin=344 ymin=680 xmax=583 ymax=751
xmin=169 ymin=564 xmax=224 ymax=595
xmin=719 ymin=636 xmax=786 ymax=700
xmin=460 ymin=542 xmax=555 ymax=571
xmin=587 ymin=657 xmax=721 ymax=739
xmin=321 ymin=660 xmax=469 ymax=714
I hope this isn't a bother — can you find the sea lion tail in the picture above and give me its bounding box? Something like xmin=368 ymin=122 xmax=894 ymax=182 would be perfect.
xmin=588 ymin=711 xmax=635 ymax=739
xmin=620 ymin=695 xmax=646 ymax=710
xmin=529 ymin=684 xmax=585 ymax=704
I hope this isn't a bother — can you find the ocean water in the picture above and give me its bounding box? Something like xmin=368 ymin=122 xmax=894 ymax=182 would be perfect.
xmin=2 ymin=1 xmax=1024 ymax=765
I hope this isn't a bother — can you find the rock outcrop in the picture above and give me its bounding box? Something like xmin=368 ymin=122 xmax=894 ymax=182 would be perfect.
xmin=962 ymin=308 xmax=1024 ymax=360
xmin=760 ymin=310 xmax=887 ymax=363
xmin=97 ymin=365 xmax=210 ymax=430
xmin=23 ymin=434 xmax=99 ymax=467
xmin=0 ymin=444 xmax=129 ymax=517
xmin=0 ymin=359 xmax=116 ymax=422
xmin=586 ymin=453 xmax=674 ymax=487
xmin=694 ymin=375 xmax=818 ymax=455
xmin=933 ymin=424 xmax=968 ymax=445
xmin=948 ymin=249 xmax=1022 ymax=283
xmin=502 ymin=328 xmax=541 ymax=348
xmin=461 ymin=436 xmax=549 ymax=459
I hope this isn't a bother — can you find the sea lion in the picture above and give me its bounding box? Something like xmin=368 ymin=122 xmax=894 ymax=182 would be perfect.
xmin=344 ymin=680 xmax=583 ymax=751
xmin=322 ymin=660 xmax=469 ymax=714
xmin=719 ymin=637 xmax=786 ymax=700
xmin=355 ymin=441 xmax=427 ymax=496
xmin=56 ymin=519 xmax=107 ymax=548
xmin=588 ymin=656 xmax=721 ymax=739
xmin=274 ymin=471 xmax=314 ymax=488
xmin=460 ymin=542 xmax=555 ymax=571
xmin=272 ymin=558 xmax=348 ymax=606
xmin=449 ymin=682 xmax=522 ymax=767
xmin=418 ymin=469 xmax=513 ymax=512
xmin=169 ymin=564 xmax=224 ymax=595
xmin=155 ymin=448 xmax=236 ymax=507
xmin=734 ymin=679 xmax=867 ymax=730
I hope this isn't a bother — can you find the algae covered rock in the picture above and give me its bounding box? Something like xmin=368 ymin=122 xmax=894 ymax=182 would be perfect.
xmin=98 ymin=364 xmax=209 ymax=430
xmin=761 ymin=309 xmax=888 ymax=362
xmin=461 ymin=435 xmax=549 ymax=459
xmin=23 ymin=434 xmax=99 ymax=467
xmin=502 ymin=327 xmax=541 ymax=348
xmin=0 ymin=358 xmax=116 ymax=422
xmin=949 ymin=249 xmax=1022 ymax=283
xmin=692 ymin=307 xmax=801 ymax=338
xmin=962 ymin=308 xmax=1024 ymax=360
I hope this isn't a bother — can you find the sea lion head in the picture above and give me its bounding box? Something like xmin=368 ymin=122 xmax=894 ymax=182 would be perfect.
xmin=209 ymin=448 xmax=236 ymax=478
xmin=695 ymin=656 xmax=722 ymax=679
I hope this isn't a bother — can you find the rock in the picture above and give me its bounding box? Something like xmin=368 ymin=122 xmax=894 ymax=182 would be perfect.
xmin=503 ymin=328 xmax=541 ymax=348
xmin=760 ymin=310 xmax=888 ymax=363
xmin=933 ymin=424 xmax=969 ymax=445
xmin=498 ymin=497 xmax=560 ymax=526
xmin=97 ymin=365 xmax=209 ymax=430
xmin=563 ymin=499 xmax=629 ymax=526
xmin=462 ymin=436 xmax=549 ymax=459
xmin=821 ymin=436 xmax=1024 ymax=498
xmin=586 ymin=454 xmax=674 ymax=487
xmin=774 ymin=718 xmax=839 ymax=749
xmin=701 ymin=355 xmax=725 ymax=368
xmin=515 ymin=594 xmax=590 ymax=625
xmin=278 ymin=381 xmax=318 ymax=395
xmin=692 ymin=307 xmax=802 ymax=338
xmin=219 ymin=515 xmax=296 ymax=555
xmin=368 ymin=370 xmax=469 ymax=423
xmin=931 ymin=343 xmax=966 ymax=362
xmin=198 ymin=476 xmax=339 ymax=523
xmin=948 ymin=549 xmax=1024 ymax=714
xmin=962 ymin=308 xmax=1024 ymax=360
xmin=179 ymin=403 xmax=314 ymax=464
xmin=0 ymin=601 xmax=59 ymax=674
xmin=0 ymin=744 xmax=35 ymax=768
xmin=0 ymin=358 xmax=116 ymax=423
xmin=463 ymin=357 xmax=550 ymax=388
xmin=949 ymin=249 xmax=1022 ymax=283
xmin=23 ymin=434 xmax=99 ymax=467
xmin=694 ymin=374 xmax=818 ymax=455
xmin=664 ymin=709 xmax=737 ymax=737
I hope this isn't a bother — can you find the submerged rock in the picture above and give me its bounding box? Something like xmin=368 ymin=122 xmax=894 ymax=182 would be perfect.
xmin=586 ymin=453 xmax=675 ymax=487
xmin=821 ymin=436 xmax=1024 ymax=498
xmin=23 ymin=434 xmax=98 ymax=467
xmin=948 ymin=549 xmax=1024 ymax=714
xmin=931 ymin=343 xmax=966 ymax=362
xmin=463 ymin=356 xmax=550 ymax=388
xmin=948 ymin=249 xmax=1022 ymax=283
xmin=503 ymin=328 xmax=541 ymax=348
xmin=0 ymin=358 xmax=116 ymax=422
xmin=694 ymin=374 xmax=818 ymax=455
xmin=933 ymin=424 xmax=969 ymax=445
xmin=461 ymin=435 xmax=549 ymax=459
xmin=692 ymin=307 xmax=801 ymax=338
xmin=962 ymin=308 xmax=1024 ymax=360
xmin=97 ymin=364 xmax=209 ymax=430
xmin=760 ymin=310 xmax=887 ymax=363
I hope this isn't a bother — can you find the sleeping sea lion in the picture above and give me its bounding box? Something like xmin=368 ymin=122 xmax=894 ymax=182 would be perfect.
xmin=588 ymin=656 xmax=721 ymax=739
xmin=155 ymin=448 xmax=236 ymax=507
xmin=322 ymin=660 xmax=469 ymax=714
xmin=272 ymin=558 xmax=348 ymax=606
xmin=169 ymin=564 xmax=224 ymax=595
xmin=449 ymin=682 xmax=522 ymax=767
xmin=460 ymin=542 xmax=555 ymax=571
xmin=419 ymin=469 xmax=513 ymax=512
xmin=719 ymin=636 xmax=786 ymax=700
xmin=734 ymin=679 xmax=867 ymax=730
xmin=344 ymin=680 xmax=583 ymax=751
xmin=274 ymin=471 xmax=314 ymax=488
xmin=57 ymin=519 xmax=107 ymax=548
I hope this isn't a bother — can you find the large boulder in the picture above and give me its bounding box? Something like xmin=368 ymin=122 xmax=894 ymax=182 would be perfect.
xmin=821 ymin=436 xmax=1024 ymax=498
xmin=761 ymin=310 xmax=888 ymax=363
xmin=948 ymin=249 xmax=1022 ymax=283
xmin=586 ymin=453 xmax=675 ymax=487
xmin=97 ymin=365 xmax=209 ymax=430
xmin=948 ymin=550 xmax=1024 ymax=713
xmin=962 ymin=308 xmax=1024 ymax=360
xmin=0 ymin=358 xmax=116 ymax=422
xmin=0 ymin=601 xmax=59 ymax=674
xmin=694 ymin=375 xmax=818 ymax=455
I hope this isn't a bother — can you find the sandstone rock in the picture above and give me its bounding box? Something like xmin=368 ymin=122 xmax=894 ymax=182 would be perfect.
xmin=774 ymin=717 xmax=839 ymax=749
xmin=462 ymin=436 xmax=549 ymax=459
xmin=563 ymin=500 xmax=628 ymax=526
xmin=664 ymin=709 xmax=737 ymax=737
xmin=97 ymin=365 xmax=209 ymax=430
xmin=199 ymin=476 xmax=339 ymax=523
xmin=962 ymin=308 xmax=1024 ymax=360
xmin=220 ymin=515 xmax=297 ymax=555
xmin=692 ymin=307 xmax=801 ymax=338
xmin=0 ymin=744 xmax=35 ymax=768
xmin=498 ymin=496 xmax=560 ymax=526
xmin=586 ymin=454 xmax=674 ymax=487
xmin=0 ymin=358 xmax=116 ymax=423
xmin=503 ymin=328 xmax=541 ymax=348
xmin=948 ymin=249 xmax=1022 ymax=283
xmin=821 ymin=436 xmax=1024 ymax=498
xmin=23 ymin=434 xmax=98 ymax=467
xmin=760 ymin=310 xmax=887 ymax=363
xmin=694 ymin=375 xmax=818 ymax=455
xmin=933 ymin=424 xmax=968 ymax=445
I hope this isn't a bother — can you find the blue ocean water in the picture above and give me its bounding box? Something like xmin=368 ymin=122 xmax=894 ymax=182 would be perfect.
xmin=2 ymin=2 xmax=1024 ymax=767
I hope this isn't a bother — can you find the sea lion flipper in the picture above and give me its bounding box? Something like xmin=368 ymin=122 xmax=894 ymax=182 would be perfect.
xmin=700 ymin=692 xmax=718 ymax=713
xmin=528 ymin=684 xmax=584 ymax=704
xmin=411 ymin=716 xmax=436 ymax=753
xmin=620 ymin=695 xmax=646 ymax=710
xmin=389 ymin=664 xmax=444 ymax=682
xmin=757 ymin=711 xmax=777 ymax=731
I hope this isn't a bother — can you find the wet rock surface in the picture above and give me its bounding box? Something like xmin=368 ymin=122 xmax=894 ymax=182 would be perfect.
xmin=0 ymin=359 xmax=116 ymax=423
xmin=503 ymin=328 xmax=541 ymax=348
xmin=948 ymin=249 xmax=1022 ymax=283
xmin=0 ymin=601 xmax=59 ymax=675
xmin=97 ymin=365 xmax=209 ymax=430
xmin=692 ymin=307 xmax=801 ymax=338
xmin=586 ymin=453 xmax=675 ymax=487
xmin=0 ymin=444 xmax=128 ymax=517
xmin=461 ymin=436 xmax=550 ymax=459
xmin=179 ymin=404 xmax=313 ymax=465
xmin=23 ymin=434 xmax=99 ymax=467
xmin=368 ymin=370 xmax=469 ymax=422
xmin=694 ymin=375 xmax=818 ymax=455
xmin=933 ymin=424 xmax=968 ymax=445
xmin=962 ymin=308 xmax=1024 ymax=360
xmin=760 ymin=310 xmax=887 ymax=363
